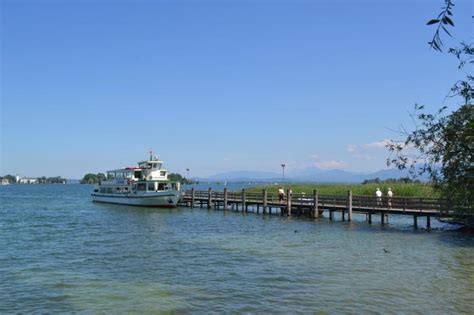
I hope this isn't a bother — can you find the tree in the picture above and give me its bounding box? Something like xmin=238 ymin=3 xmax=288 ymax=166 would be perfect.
xmin=168 ymin=173 xmax=193 ymax=184
xmin=441 ymin=104 xmax=473 ymax=207
xmin=80 ymin=173 xmax=106 ymax=184
xmin=0 ymin=174 xmax=17 ymax=183
xmin=46 ymin=176 xmax=67 ymax=184
xmin=387 ymin=1 xmax=473 ymax=216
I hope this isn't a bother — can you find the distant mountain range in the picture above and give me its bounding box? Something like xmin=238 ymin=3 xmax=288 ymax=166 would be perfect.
xmin=197 ymin=167 xmax=428 ymax=183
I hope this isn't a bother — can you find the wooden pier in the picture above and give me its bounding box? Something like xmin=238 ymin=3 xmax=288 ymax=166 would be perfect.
xmin=179 ymin=188 xmax=471 ymax=229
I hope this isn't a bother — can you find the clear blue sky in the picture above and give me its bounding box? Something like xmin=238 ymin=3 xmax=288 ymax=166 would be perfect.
xmin=1 ymin=0 xmax=472 ymax=178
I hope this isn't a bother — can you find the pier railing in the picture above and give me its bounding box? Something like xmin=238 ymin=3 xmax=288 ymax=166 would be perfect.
xmin=180 ymin=188 xmax=472 ymax=229
xmin=183 ymin=188 xmax=472 ymax=216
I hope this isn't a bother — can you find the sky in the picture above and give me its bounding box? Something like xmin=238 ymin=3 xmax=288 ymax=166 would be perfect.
xmin=1 ymin=0 xmax=472 ymax=178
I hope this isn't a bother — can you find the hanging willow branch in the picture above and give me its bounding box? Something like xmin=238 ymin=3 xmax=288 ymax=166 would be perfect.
xmin=427 ymin=0 xmax=455 ymax=52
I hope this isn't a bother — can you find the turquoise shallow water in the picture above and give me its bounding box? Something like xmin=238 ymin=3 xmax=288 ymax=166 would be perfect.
xmin=1 ymin=184 xmax=473 ymax=313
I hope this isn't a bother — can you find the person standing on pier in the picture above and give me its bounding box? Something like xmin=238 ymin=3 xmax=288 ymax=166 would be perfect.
xmin=376 ymin=188 xmax=382 ymax=207
xmin=278 ymin=187 xmax=285 ymax=202
xmin=387 ymin=188 xmax=393 ymax=208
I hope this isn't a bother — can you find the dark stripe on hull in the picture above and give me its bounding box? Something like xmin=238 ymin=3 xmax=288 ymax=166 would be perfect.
xmin=92 ymin=200 xmax=177 ymax=208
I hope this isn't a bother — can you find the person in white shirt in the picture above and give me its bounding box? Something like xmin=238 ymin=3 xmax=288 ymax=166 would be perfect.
xmin=387 ymin=188 xmax=393 ymax=208
xmin=278 ymin=187 xmax=285 ymax=202
xmin=375 ymin=188 xmax=383 ymax=206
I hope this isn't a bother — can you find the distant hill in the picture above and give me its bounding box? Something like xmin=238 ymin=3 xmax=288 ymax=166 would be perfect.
xmin=290 ymin=169 xmax=363 ymax=183
xmin=66 ymin=179 xmax=81 ymax=184
xmin=199 ymin=167 xmax=429 ymax=183
xmin=206 ymin=171 xmax=280 ymax=182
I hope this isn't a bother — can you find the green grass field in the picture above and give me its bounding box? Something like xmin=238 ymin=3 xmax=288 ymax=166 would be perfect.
xmin=247 ymin=183 xmax=438 ymax=197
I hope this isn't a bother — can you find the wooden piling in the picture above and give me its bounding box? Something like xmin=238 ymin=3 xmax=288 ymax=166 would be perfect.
xmin=223 ymin=188 xmax=228 ymax=211
xmin=381 ymin=213 xmax=385 ymax=225
xmin=263 ymin=189 xmax=267 ymax=214
xmin=368 ymin=212 xmax=372 ymax=224
xmin=348 ymin=190 xmax=353 ymax=221
xmin=191 ymin=188 xmax=195 ymax=208
xmin=241 ymin=189 xmax=246 ymax=213
xmin=313 ymin=190 xmax=319 ymax=218
xmin=414 ymin=215 xmax=418 ymax=229
xmin=287 ymin=188 xmax=292 ymax=216
xmin=329 ymin=210 xmax=333 ymax=220
xmin=207 ymin=187 xmax=212 ymax=209
xmin=427 ymin=216 xmax=431 ymax=229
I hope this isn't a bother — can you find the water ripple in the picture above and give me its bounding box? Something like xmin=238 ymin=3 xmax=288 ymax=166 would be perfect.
xmin=1 ymin=184 xmax=473 ymax=313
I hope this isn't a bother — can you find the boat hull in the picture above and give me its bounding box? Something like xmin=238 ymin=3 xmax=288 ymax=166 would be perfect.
xmin=91 ymin=191 xmax=181 ymax=207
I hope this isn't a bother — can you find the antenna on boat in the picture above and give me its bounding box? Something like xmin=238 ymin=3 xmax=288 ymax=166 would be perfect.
xmin=149 ymin=150 xmax=154 ymax=161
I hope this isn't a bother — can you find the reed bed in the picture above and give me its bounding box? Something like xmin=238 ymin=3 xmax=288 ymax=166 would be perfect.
xmin=246 ymin=183 xmax=437 ymax=197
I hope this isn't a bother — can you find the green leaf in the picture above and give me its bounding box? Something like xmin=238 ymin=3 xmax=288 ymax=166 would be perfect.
xmin=426 ymin=19 xmax=440 ymax=25
xmin=441 ymin=25 xmax=452 ymax=36
xmin=444 ymin=16 xmax=454 ymax=26
xmin=431 ymin=40 xmax=442 ymax=52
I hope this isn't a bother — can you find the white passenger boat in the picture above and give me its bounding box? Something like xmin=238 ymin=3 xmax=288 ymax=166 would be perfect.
xmin=91 ymin=152 xmax=182 ymax=207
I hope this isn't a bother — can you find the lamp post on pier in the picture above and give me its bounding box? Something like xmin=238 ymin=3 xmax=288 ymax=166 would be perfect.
xmin=281 ymin=164 xmax=286 ymax=183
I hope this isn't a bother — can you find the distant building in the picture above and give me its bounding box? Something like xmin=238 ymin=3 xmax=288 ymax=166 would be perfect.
xmin=18 ymin=177 xmax=38 ymax=184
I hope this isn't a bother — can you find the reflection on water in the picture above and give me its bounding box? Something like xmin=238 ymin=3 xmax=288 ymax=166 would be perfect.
xmin=1 ymin=184 xmax=473 ymax=313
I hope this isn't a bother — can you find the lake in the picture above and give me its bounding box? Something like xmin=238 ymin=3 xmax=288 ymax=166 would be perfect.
xmin=1 ymin=184 xmax=473 ymax=313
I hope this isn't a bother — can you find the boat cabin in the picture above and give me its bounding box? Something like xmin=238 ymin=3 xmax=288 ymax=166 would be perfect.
xmin=94 ymin=153 xmax=180 ymax=195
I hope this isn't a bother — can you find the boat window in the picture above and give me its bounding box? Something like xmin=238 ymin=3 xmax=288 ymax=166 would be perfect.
xmin=158 ymin=183 xmax=165 ymax=191
xmin=107 ymin=172 xmax=115 ymax=180
xmin=137 ymin=183 xmax=146 ymax=191
xmin=116 ymin=187 xmax=121 ymax=192
xmin=124 ymin=187 xmax=129 ymax=191
xmin=134 ymin=171 xmax=142 ymax=179
xmin=106 ymin=187 xmax=113 ymax=194
xmin=125 ymin=172 xmax=132 ymax=179
xmin=148 ymin=182 xmax=156 ymax=191
xmin=156 ymin=163 xmax=162 ymax=169
xmin=100 ymin=187 xmax=106 ymax=193
xmin=160 ymin=171 xmax=166 ymax=177
xmin=171 ymin=183 xmax=176 ymax=190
